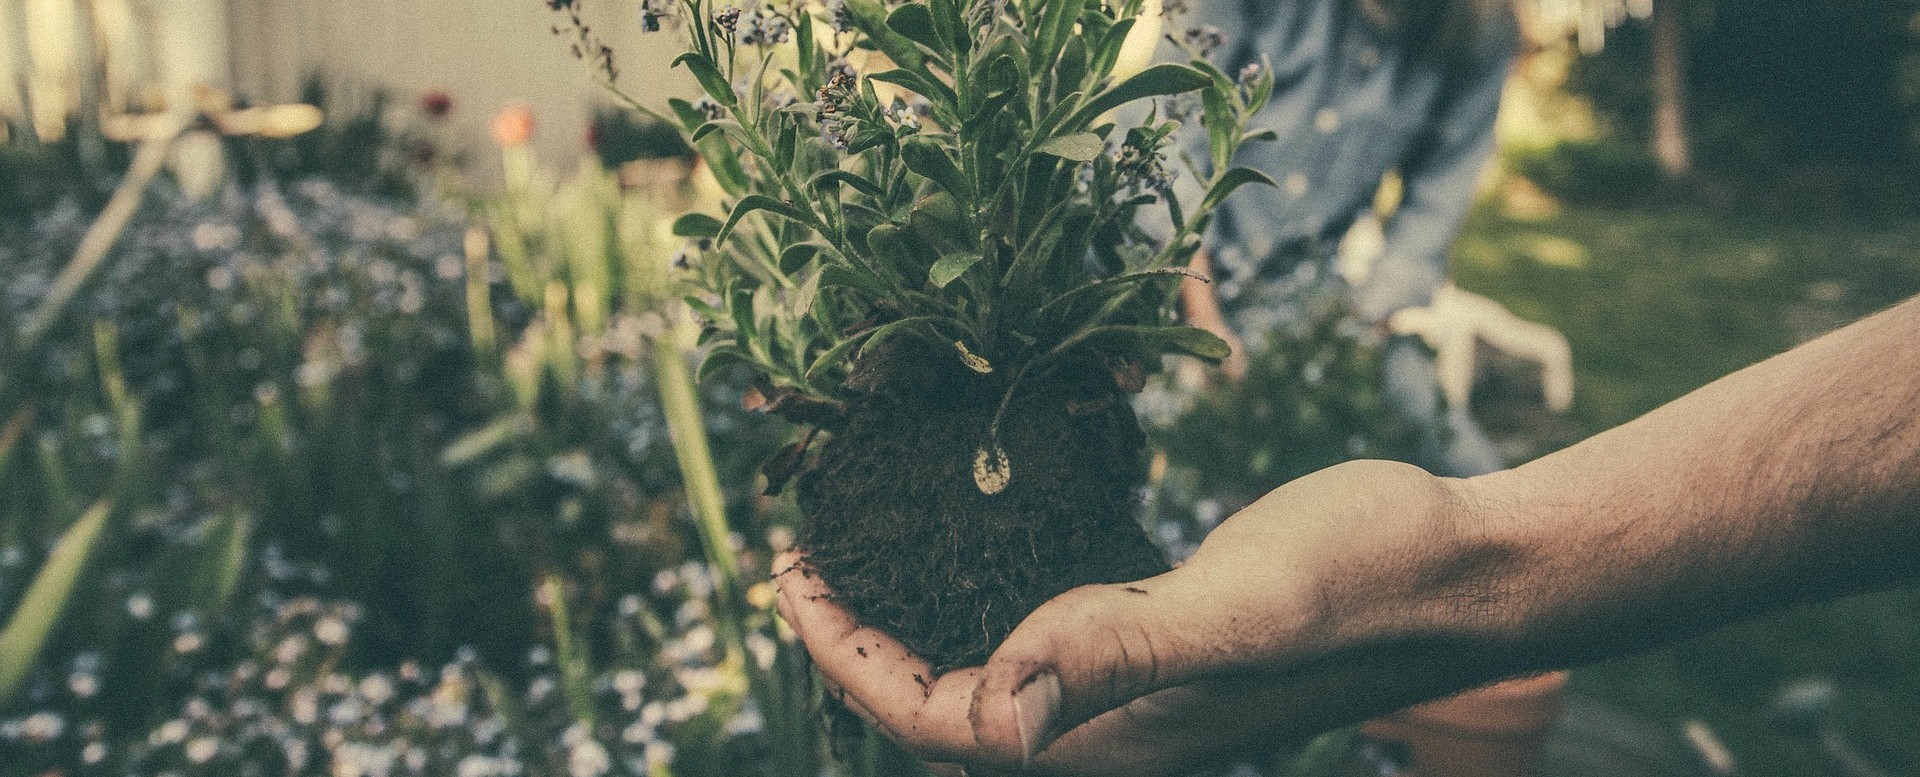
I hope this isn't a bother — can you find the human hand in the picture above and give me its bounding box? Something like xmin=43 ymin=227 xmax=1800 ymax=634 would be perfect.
xmin=1179 ymin=250 xmax=1249 ymax=383
xmin=774 ymin=461 xmax=1524 ymax=777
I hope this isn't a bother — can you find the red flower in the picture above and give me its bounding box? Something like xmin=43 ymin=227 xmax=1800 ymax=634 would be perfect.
xmin=421 ymin=91 xmax=453 ymax=120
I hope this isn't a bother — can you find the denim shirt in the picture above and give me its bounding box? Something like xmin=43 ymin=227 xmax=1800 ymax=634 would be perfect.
xmin=1160 ymin=0 xmax=1517 ymax=328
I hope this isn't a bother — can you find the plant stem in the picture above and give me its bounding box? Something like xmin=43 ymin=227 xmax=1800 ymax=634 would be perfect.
xmin=649 ymin=319 xmax=746 ymax=645
xmin=18 ymin=118 xmax=184 ymax=353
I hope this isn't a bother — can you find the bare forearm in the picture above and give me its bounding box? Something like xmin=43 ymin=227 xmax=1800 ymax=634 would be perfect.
xmin=1455 ymin=295 xmax=1920 ymax=669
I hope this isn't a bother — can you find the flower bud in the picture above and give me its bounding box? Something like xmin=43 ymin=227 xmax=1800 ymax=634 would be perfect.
xmin=491 ymin=105 xmax=537 ymax=147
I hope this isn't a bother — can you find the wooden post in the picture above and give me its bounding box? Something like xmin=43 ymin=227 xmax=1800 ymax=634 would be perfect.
xmin=1651 ymin=0 xmax=1693 ymax=177
xmin=0 ymin=0 xmax=33 ymax=142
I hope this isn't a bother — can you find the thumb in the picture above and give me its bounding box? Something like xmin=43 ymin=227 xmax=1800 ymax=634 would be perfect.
xmin=963 ymin=570 xmax=1263 ymax=768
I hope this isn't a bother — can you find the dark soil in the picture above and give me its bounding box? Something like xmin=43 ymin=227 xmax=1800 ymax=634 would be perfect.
xmin=796 ymin=347 xmax=1169 ymax=671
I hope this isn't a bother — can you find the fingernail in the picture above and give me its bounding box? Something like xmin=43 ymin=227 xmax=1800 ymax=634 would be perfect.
xmin=1011 ymin=671 xmax=1061 ymax=765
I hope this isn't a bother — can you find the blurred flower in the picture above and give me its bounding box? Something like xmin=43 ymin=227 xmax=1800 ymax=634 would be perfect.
xmin=491 ymin=105 xmax=537 ymax=148
xmin=1109 ymin=0 xmax=1163 ymax=82
xmin=639 ymin=0 xmax=678 ymax=32
xmin=739 ymin=8 xmax=790 ymax=46
xmin=20 ymin=712 xmax=65 ymax=742
xmin=421 ymin=91 xmax=454 ymax=120
xmin=568 ymin=739 xmax=611 ymax=777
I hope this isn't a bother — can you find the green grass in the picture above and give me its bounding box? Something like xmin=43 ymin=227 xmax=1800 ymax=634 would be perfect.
xmin=1453 ymin=203 xmax=1920 ymax=776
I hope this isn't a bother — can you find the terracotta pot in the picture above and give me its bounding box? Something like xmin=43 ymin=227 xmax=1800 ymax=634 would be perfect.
xmin=1358 ymin=671 xmax=1569 ymax=777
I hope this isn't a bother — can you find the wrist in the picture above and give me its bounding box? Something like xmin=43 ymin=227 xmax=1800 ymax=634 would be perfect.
xmin=1327 ymin=469 xmax=1552 ymax=680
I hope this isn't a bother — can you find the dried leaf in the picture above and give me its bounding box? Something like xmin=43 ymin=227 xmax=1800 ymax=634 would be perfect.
xmin=954 ymin=341 xmax=993 ymax=374
xmin=973 ymin=444 xmax=1011 ymax=495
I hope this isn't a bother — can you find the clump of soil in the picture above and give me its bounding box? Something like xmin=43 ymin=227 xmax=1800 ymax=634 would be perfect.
xmin=795 ymin=345 xmax=1169 ymax=671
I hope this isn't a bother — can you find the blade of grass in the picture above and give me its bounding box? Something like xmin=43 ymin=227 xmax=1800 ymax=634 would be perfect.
xmin=18 ymin=119 xmax=183 ymax=353
xmin=0 ymin=499 xmax=113 ymax=709
xmin=544 ymin=575 xmax=598 ymax=729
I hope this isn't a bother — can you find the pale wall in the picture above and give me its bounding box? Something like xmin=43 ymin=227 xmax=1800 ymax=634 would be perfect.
xmin=226 ymin=0 xmax=693 ymax=179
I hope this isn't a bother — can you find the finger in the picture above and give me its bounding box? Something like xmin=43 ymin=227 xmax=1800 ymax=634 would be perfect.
xmin=964 ymin=566 xmax=1280 ymax=768
xmin=1022 ymin=679 xmax=1297 ymax=777
xmin=773 ymin=551 xmax=985 ymax=761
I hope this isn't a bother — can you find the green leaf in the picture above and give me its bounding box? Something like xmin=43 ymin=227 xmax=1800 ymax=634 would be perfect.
xmin=672 ymin=52 xmax=737 ymax=107
xmin=795 ymin=9 xmax=819 ymax=88
xmin=1034 ymin=0 xmax=1084 ymax=72
xmin=847 ymin=126 xmax=896 ymax=155
xmin=1071 ymin=63 xmax=1212 ymax=127
xmin=695 ymin=344 xmax=752 ymax=383
xmin=716 ymin=195 xmax=816 ymax=246
xmin=856 ymin=316 xmax=941 ymax=360
xmin=778 ymin=243 xmax=823 ymax=275
xmin=804 ymin=334 xmax=870 ymax=383
xmin=729 ymin=287 xmax=757 ymax=341
xmin=887 ymin=4 xmax=946 ymax=57
xmin=865 ymin=223 xmax=921 ymax=281
xmin=684 ymin=296 xmax=728 ymax=327
xmin=820 ymin=265 xmax=893 ymax=298
xmin=1083 ymin=325 xmax=1232 ymax=362
xmin=775 ymin=120 xmax=799 ymax=173
xmin=901 ymin=137 xmax=973 ymax=200
xmin=1202 ymin=167 xmax=1279 ymax=212
xmin=0 ymin=500 xmax=112 ymax=708
xmin=929 ymin=0 xmax=967 ymax=56
xmin=1055 ymin=34 xmax=1089 ymax=100
xmin=792 ymin=267 xmax=824 ymax=318
xmin=928 ymin=252 xmax=983 ymax=288
xmin=1089 ymin=17 xmax=1135 ymax=77
xmin=804 ymin=315 xmax=930 ymax=381
xmin=666 ymin=98 xmax=706 ymax=132
xmin=908 ymin=192 xmax=972 ymax=253
xmin=1246 ymin=55 xmax=1276 ymax=115
xmin=1202 ymin=85 xmax=1236 ymax=174
xmin=1037 ymin=268 xmax=1203 ymax=323
xmin=186 ymin=508 xmax=252 ymax=616
xmin=671 ymin=212 xmax=725 ymax=238
xmin=866 ymin=68 xmax=958 ymax=111
xmin=845 ymin=0 xmax=925 ymax=71
xmin=1035 ymin=132 xmax=1105 ymax=162
xmin=808 ymin=170 xmax=886 ymax=198
xmin=695 ymin=136 xmax=751 ymax=196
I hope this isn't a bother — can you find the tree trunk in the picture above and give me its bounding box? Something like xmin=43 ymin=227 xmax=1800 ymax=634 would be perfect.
xmin=1651 ymin=0 xmax=1693 ymax=177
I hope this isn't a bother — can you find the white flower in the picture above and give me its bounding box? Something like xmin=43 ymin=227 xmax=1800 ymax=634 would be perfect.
xmin=150 ymin=718 xmax=189 ymax=747
xmin=644 ymin=741 xmax=676 ymax=771
xmin=568 ymin=740 xmax=612 ymax=777
xmin=314 ymin=616 xmax=351 ymax=646
xmin=359 ymin=674 xmax=396 ymax=706
xmin=20 ymin=712 xmax=64 ymax=742
xmin=1109 ymin=0 xmax=1164 ymax=83
xmin=67 ymin=672 xmax=100 ymax=699
xmin=613 ymin=669 xmax=646 ymax=696
xmin=186 ymin=736 xmax=219 ymax=764
xmin=276 ymin=635 xmax=309 ymax=664
xmin=291 ymin=688 xmax=321 ymax=725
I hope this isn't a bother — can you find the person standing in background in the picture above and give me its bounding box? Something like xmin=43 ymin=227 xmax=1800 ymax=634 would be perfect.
xmin=1171 ymin=0 xmax=1517 ymax=479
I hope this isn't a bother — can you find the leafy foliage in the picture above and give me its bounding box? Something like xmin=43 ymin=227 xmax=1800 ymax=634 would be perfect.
xmin=617 ymin=0 xmax=1276 ymax=476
